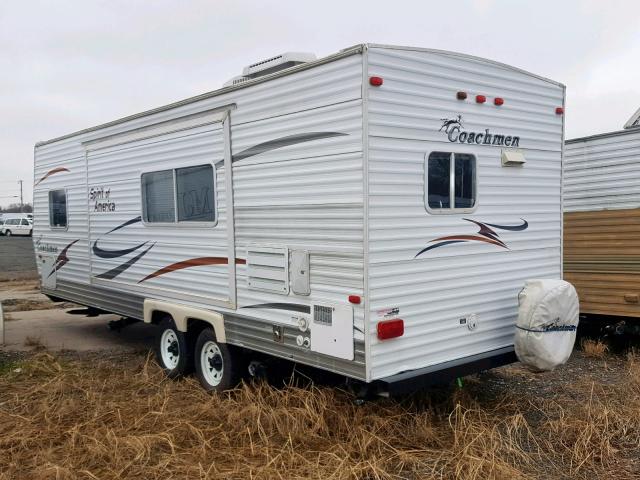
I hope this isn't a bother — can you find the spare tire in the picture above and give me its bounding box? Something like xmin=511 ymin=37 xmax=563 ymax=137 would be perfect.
xmin=515 ymin=279 xmax=579 ymax=371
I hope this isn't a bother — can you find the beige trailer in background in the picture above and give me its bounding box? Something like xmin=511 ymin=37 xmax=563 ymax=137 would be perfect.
xmin=564 ymin=109 xmax=640 ymax=319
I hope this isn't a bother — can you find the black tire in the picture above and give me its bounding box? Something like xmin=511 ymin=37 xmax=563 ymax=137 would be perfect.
xmin=154 ymin=315 xmax=191 ymax=379
xmin=5 ymin=230 xmax=11 ymax=237
xmin=194 ymin=328 xmax=241 ymax=392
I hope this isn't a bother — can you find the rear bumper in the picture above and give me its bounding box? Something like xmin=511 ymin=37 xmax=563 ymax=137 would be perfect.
xmin=375 ymin=346 xmax=517 ymax=395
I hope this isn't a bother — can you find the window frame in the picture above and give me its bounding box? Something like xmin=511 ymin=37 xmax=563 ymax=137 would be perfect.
xmin=48 ymin=188 xmax=69 ymax=230
xmin=140 ymin=163 xmax=218 ymax=227
xmin=424 ymin=151 xmax=478 ymax=215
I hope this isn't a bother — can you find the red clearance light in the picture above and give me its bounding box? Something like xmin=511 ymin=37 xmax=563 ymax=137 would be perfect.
xmin=494 ymin=97 xmax=504 ymax=106
xmin=377 ymin=319 xmax=404 ymax=340
xmin=348 ymin=295 xmax=361 ymax=305
xmin=476 ymin=95 xmax=487 ymax=104
xmin=369 ymin=76 xmax=383 ymax=86
xmin=555 ymin=107 xmax=564 ymax=115
xmin=456 ymin=91 xmax=467 ymax=100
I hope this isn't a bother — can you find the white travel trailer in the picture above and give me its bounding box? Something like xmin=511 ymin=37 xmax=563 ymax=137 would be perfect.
xmin=33 ymin=44 xmax=566 ymax=393
xmin=564 ymin=112 xmax=640 ymax=321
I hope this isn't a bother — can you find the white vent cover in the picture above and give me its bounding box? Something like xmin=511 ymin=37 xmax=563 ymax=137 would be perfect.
xmin=246 ymin=246 xmax=289 ymax=294
xmin=310 ymin=302 xmax=354 ymax=360
xmin=501 ymin=149 xmax=526 ymax=167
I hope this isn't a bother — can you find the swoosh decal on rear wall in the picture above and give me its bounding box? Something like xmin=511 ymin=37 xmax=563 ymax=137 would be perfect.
xmin=415 ymin=218 xmax=529 ymax=257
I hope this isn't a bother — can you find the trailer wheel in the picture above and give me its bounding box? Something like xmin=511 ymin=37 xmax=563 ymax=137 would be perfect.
xmin=4 ymin=230 xmax=11 ymax=237
xmin=155 ymin=315 xmax=190 ymax=378
xmin=194 ymin=328 xmax=240 ymax=392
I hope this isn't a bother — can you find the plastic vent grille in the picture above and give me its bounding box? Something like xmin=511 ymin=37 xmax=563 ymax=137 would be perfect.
xmin=248 ymin=55 xmax=283 ymax=69
xmin=313 ymin=305 xmax=333 ymax=326
xmin=246 ymin=246 xmax=289 ymax=294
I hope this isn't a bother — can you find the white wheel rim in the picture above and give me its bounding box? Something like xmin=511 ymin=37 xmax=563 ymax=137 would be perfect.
xmin=160 ymin=329 xmax=180 ymax=369
xmin=201 ymin=340 xmax=224 ymax=387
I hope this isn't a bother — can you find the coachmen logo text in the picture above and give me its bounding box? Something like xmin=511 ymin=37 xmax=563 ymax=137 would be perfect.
xmin=439 ymin=115 xmax=520 ymax=147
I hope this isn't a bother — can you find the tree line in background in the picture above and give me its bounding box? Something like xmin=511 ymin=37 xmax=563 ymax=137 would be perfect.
xmin=0 ymin=203 xmax=33 ymax=213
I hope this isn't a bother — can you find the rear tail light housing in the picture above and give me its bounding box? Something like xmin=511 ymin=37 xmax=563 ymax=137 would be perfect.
xmin=377 ymin=319 xmax=404 ymax=340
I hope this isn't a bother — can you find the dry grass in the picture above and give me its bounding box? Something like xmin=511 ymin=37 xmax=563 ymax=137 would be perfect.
xmin=0 ymin=351 xmax=639 ymax=480
xmin=0 ymin=297 xmax=75 ymax=313
xmin=581 ymin=339 xmax=609 ymax=359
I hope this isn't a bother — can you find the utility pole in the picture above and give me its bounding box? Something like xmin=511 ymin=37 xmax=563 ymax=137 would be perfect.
xmin=18 ymin=180 xmax=23 ymax=212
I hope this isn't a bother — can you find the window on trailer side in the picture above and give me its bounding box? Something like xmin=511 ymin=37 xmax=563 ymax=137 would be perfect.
xmin=142 ymin=164 xmax=216 ymax=224
xmin=49 ymin=189 xmax=68 ymax=228
xmin=426 ymin=152 xmax=476 ymax=212
xmin=142 ymin=169 xmax=175 ymax=223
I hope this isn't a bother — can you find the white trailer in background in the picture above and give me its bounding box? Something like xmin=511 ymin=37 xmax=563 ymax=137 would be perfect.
xmin=33 ymin=44 xmax=566 ymax=393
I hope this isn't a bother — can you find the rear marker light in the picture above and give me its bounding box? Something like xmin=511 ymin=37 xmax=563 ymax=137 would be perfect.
xmin=456 ymin=91 xmax=468 ymax=100
xmin=476 ymin=95 xmax=486 ymax=104
xmin=369 ymin=76 xmax=383 ymax=86
xmin=348 ymin=295 xmax=361 ymax=305
xmin=494 ymin=97 xmax=504 ymax=106
xmin=377 ymin=319 xmax=404 ymax=340
xmin=555 ymin=107 xmax=564 ymax=115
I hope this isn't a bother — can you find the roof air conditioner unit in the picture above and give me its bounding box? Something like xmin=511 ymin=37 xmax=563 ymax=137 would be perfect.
xmin=223 ymin=52 xmax=316 ymax=88
xmin=242 ymin=52 xmax=316 ymax=78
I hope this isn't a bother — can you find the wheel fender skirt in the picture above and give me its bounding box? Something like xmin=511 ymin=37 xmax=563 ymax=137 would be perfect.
xmin=143 ymin=299 xmax=226 ymax=343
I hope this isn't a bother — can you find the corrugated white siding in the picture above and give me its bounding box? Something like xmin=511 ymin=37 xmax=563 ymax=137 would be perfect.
xmin=232 ymin=98 xmax=365 ymax=336
xmin=366 ymin=46 xmax=564 ymax=380
xmin=564 ymin=129 xmax=640 ymax=212
xmin=33 ymin=50 xmax=366 ymax=378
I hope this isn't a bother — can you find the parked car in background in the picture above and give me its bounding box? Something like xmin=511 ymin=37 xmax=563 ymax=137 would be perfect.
xmin=1 ymin=217 xmax=33 ymax=236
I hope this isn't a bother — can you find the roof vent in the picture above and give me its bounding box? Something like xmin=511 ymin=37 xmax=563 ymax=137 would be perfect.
xmin=223 ymin=52 xmax=316 ymax=87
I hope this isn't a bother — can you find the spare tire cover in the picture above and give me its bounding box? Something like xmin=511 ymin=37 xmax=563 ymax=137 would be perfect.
xmin=515 ymin=279 xmax=579 ymax=371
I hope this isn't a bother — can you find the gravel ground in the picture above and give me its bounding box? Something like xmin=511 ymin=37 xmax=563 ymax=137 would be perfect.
xmin=0 ymin=237 xmax=37 ymax=281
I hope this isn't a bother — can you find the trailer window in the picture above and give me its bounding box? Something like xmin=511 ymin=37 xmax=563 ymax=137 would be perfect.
xmin=454 ymin=154 xmax=476 ymax=209
xmin=176 ymin=165 xmax=215 ymax=222
xmin=142 ymin=164 xmax=216 ymax=224
xmin=427 ymin=152 xmax=451 ymax=209
xmin=142 ymin=170 xmax=175 ymax=223
xmin=48 ymin=189 xmax=67 ymax=228
xmin=426 ymin=152 xmax=476 ymax=212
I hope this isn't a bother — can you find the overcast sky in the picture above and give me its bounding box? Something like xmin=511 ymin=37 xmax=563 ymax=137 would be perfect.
xmin=1 ymin=0 xmax=639 ymax=206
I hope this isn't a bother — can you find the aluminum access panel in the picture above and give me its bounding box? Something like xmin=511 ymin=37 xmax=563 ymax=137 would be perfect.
xmin=365 ymin=46 xmax=565 ymax=381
